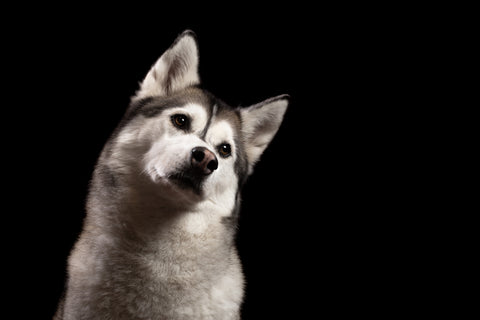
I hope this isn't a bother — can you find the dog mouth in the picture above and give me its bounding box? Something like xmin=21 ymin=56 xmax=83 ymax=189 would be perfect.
xmin=168 ymin=171 xmax=204 ymax=196
xmin=148 ymin=161 xmax=210 ymax=197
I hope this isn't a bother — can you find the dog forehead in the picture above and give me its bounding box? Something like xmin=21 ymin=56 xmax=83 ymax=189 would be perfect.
xmin=126 ymin=87 xmax=242 ymax=138
xmin=213 ymin=106 xmax=242 ymax=134
xmin=207 ymin=119 xmax=235 ymax=140
xmin=136 ymin=88 xmax=212 ymax=119
xmin=202 ymin=104 xmax=241 ymax=141
xmin=170 ymin=102 xmax=240 ymax=139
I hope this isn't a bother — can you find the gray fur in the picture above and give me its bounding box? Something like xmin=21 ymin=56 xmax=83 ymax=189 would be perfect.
xmin=55 ymin=30 xmax=288 ymax=320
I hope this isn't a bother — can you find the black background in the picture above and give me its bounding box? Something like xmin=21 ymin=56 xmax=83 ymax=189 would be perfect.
xmin=4 ymin=5 xmax=438 ymax=319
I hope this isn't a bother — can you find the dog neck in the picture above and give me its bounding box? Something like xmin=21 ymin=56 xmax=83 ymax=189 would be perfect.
xmin=85 ymin=163 xmax=236 ymax=253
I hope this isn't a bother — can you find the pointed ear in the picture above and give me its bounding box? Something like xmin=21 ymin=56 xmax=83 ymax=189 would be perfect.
xmin=240 ymin=94 xmax=289 ymax=174
xmin=137 ymin=30 xmax=200 ymax=97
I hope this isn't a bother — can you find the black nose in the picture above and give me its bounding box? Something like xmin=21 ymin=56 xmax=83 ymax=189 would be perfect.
xmin=191 ymin=147 xmax=218 ymax=175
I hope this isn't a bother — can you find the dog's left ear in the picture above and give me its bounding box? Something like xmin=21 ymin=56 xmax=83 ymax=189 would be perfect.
xmin=240 ymin=95 xmax=289 ymax=174
xmin=137 ymin=30 xmax=199 ymax=97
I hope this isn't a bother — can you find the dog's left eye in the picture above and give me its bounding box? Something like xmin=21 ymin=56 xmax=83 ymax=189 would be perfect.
xmin=218 ymin=143 xmax=232 ymax=158
xmin=171 ymin=114 xmax=189 ymax=130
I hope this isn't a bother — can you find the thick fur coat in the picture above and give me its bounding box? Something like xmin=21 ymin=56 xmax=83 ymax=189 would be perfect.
xmin=55 ymin=30 xmax=288 ymax=320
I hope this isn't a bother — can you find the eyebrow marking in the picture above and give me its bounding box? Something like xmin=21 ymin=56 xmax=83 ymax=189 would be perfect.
xmin=200 ymin=103 xmax=218 ymax=139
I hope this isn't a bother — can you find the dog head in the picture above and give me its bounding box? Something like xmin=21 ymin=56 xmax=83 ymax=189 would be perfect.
xmin=106 ymin=30 xmax=288 ymax=208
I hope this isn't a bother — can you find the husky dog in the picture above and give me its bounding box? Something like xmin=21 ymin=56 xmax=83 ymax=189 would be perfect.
xmin=55 ymin=30 xmax=288 ymax=320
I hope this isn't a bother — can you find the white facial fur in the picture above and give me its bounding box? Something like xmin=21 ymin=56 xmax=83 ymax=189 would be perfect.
xmin=110 ymin=102 xmax=238 ymax=214
xmin=201 ymin=119 xmax=238 ymax=213
xmin=142 ymin=103 xmax=209 ymax=179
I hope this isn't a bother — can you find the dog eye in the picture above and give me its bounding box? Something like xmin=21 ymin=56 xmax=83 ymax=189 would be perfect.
xmin=218 ymin=143 xmax=232 ymax=158
xmin=171 ymin=114 xmax=189 ymax=130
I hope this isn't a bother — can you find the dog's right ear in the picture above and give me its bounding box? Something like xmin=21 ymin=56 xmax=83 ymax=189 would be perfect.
xmin=137 ymin=30 xmax=200 ymax=97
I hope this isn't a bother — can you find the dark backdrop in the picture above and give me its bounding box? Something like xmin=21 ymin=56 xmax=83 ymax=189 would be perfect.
xmin=5 ymin=6 xmax=423 ymax=319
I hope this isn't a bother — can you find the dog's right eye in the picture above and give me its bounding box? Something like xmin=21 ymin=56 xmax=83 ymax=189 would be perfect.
xmin=171 ymin=114 xmax=189 ymax=130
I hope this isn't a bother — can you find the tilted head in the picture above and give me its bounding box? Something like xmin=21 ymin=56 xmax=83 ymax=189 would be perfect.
xmin=102 ymin=30 xmax=288 ymax=211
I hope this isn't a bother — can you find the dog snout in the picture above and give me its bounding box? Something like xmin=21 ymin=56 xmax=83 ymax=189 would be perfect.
xmin=191 ymin=147 xmax=218 ymax=175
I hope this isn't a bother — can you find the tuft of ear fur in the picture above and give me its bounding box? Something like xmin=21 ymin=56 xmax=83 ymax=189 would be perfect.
xmin=240 ymin=95 xmax=289 ymax=174
xmin=137 ymin=30 xmax=200 ymax=97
